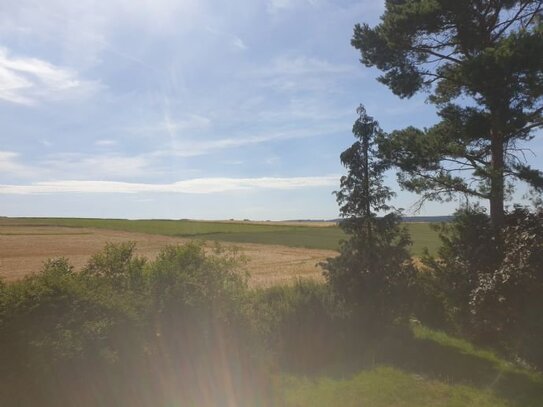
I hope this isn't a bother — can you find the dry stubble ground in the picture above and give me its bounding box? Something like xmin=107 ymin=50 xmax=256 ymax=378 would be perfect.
xmin=0 ymin=225 xmax=335 ymax=287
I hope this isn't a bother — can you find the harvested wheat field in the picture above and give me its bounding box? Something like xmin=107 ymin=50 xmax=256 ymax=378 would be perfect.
xmin=0 ymin=225 xmax=335 ymax=287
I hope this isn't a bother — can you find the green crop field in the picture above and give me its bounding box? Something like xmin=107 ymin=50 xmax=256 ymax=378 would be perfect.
xmin=0 ymin=217 xmax=441 ymax=256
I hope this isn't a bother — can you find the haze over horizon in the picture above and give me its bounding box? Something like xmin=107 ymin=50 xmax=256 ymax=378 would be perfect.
xmin=1 ymin=0 xmax=540 ymax=220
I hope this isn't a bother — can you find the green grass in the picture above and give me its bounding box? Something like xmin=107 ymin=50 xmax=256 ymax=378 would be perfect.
xmin=280 ymin=324 xmax=543 ymax=407
xmin=412 ymin=324 xmax=528 ymax=376
xmin=281 ymin=366 xmax=510 ymax=407
xmin=0 ymin=217 xmax=441 ymax=255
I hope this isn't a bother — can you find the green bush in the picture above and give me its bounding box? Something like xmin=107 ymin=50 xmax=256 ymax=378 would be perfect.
xmin=421 ymin=206 xmax=498 ymax=331
xmin=470 ymin=206 xmax=543 ymax=368
xmin=253 ymin=281 xmax=341 ymax=373
xmin=0 ymin=242 xmax=270 ymax=407
xmin=143 ymin=243 xmax=267 ymax=405
xmin=422 ymin=205 xmax=543 ymax=370
xmin=410 ymin=266 xmax=452 ymax=331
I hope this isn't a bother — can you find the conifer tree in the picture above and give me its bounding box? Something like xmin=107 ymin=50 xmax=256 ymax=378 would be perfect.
xmin=323 ymin=106 xmax=413 ymax=321
xmin=352 ymin=0 xmax=543 ymax=229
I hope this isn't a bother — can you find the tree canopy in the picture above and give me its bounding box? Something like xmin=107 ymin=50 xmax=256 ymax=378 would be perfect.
xmin=353 ymin=0 xmax=543 ymax=228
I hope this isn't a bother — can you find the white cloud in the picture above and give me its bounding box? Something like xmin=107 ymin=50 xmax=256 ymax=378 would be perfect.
xmin=0 ymin=48 xmax=100 ymax=105
xmin=95 ymin=139 xmax=118 ymax=147
xmin=0 ymin=0 xmax=204 ymax=69
xmin=0 ymin=151 xmax=37 ymax=177
xmin=204 ymin=25 xmax=248 ymax=50
xmin=43 ymin=153 xmax=153 ymax=180
xmin=232 ymin=37 xmax=248 ymax=50
xmin=252 ymin=55 xmax=354 ymax=93
xmin=259 ymin=55 xmax=353 ymax=77
xmin=154 ymin=123 xmax=346 ymax=157
xmin=135 ymin=114 xmax=212 ymax=135
xmin=0 ymin=150 xmax=154 ymax=181
xmin=267 ymin=0 xmax=323 ymax=14
xmin=0 ymin=176 xmax=339 ymax=195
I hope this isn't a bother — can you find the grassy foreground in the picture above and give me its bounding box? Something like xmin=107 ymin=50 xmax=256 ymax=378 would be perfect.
xmin=282 ymin=366 xmax=509 ymax=407
xmin=279 ymin=322 xmax=543 ymax=406
xmin=0 ymin=217 xmax=440 ymax=255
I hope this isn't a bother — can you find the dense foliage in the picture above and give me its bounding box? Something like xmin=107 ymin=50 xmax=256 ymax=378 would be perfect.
xmin=418 ymin=205 xmax=543 ymax=369
xmin=0 ymin=243 xmax=267 ymax=407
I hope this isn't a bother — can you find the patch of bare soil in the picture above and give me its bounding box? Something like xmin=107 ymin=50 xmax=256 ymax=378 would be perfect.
xmin=0 ymin=226 xmax=335 ymax=287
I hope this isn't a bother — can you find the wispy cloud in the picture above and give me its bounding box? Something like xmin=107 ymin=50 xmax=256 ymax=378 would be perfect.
xmin=252 ymin=55 xmax=354 ymax=93
xmin=0 ymin=48 xmax=100 ymax=105
xmin=204 ymin=25 xmax=248 ymax=50
xmin=43 ymin=153 xmax=154 ymax=180
xmin=0 ymin=151 xmax=38 ymax=177
xmin=232 ymin=37 xmax=248 ymax=50
xmin=0 ymin=176 xmax=339 ymax=194
xmin=155 ymin=123 xmax=346 ymax=157
xmin=261 ymin=55 xmax=353 ymax=76
xmin=133 ymin=114 xmax=212 ymax=135
xmin=95 ymin=139 xmax=118 ymax=147
xmin=267 ymin=0 xmax=322 ymax=14
xmin=0 ymin=0 xmax=204 ymax=69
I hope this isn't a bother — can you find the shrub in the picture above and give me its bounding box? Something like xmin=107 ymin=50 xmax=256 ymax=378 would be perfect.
xmin=253 ymin=281 xmax=340 ymax=372
xmin=423 ymin=205 xmax=543 ymax=370
xmin=81 ymin=241 xmax=147 ymax=291
xmin=421 ymin=206 xmax=498 ymax=332
xmin=470 ymin=206 xmax=543 ymax=368
xmin=0 ymin=256 xmax=146 ymax=406
xmin=410 ymin=265 xmax=452 ymax=331
xmin=0 ymin=242 xmax=270 ymax=407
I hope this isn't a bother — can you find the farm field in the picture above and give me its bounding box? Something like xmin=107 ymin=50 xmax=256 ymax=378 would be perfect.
xmin=0 ymin=217 xmax=440 ymax=285
xmin=0 ymin=224 xmax=335 ymax=287
xmin=0 ymin=217 xmax=441 ymax=255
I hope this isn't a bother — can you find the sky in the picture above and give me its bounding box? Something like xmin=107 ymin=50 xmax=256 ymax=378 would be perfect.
xmin=0 ymin=0 xmax=540 ymax=220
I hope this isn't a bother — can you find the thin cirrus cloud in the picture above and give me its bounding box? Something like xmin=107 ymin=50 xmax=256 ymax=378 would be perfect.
xmin=266 ymin=0 xmax=322 ymax=14
xmin=0 ymin=176 xmax=340 ymax=195
xmin=204 ymin=26 xmax=248 ymax=50
xmin=42 ymin=153 xmax=154 ymax=180
xmin=0 ymin=47 xmax=100 ymax=105
xmin=131 ymin=114 xmax=212 ymax=136
xmin=154 ymin=123 xmax=347 ymax=158
xmin=251 ymin=55 xmax=355 ymax=93
xmin=262 ymin=55 xmax=353 ymax=76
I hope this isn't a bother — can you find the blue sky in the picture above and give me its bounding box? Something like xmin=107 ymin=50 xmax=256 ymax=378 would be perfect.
xmin=0 ymin=0 xmax=540 ymax=220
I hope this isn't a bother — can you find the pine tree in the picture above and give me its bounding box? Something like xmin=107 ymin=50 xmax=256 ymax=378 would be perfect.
xmin=323 ymin=106 xmax=413 ymax=322
xmin=352 ymin=0 xmax=543 ymax=229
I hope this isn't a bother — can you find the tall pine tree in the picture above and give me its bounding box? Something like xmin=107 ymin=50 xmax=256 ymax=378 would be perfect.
xmin=352 ymin=0 xmax=543 ymax=229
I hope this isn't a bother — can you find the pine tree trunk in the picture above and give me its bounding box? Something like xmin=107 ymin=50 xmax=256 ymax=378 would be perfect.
xmin=490 ymin=129 xmax=505 ymax=231
xmin=363 ymin=131 xmax=372 ymax=243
